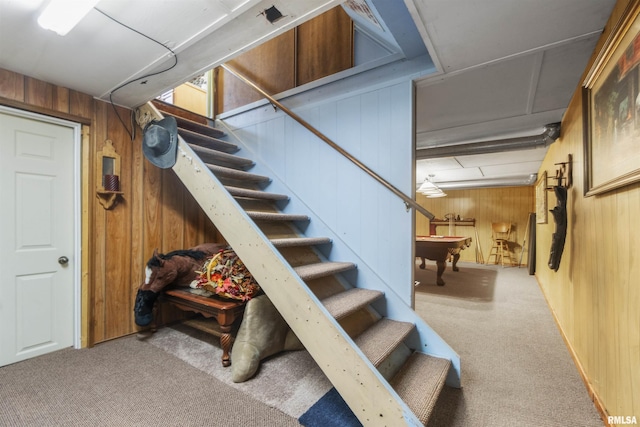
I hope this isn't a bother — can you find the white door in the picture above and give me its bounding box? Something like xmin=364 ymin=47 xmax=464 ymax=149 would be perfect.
xmin=0 ymin=109 xmax=76 ymax=367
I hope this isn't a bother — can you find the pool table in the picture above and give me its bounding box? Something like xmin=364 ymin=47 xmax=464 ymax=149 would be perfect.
xmin=416 ymin=236 xmax=472 ymax=286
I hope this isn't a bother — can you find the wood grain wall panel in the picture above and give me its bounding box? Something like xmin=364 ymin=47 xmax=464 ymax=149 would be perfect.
xmin=296 ymin=7 xmax=353 ymax=86
xmin=1 ymin=69 xmax=223 ymax=345
xmin=69 ymin=90 xmax=93 ymax=120
xmin=52 ymin=86 xmax=69 ymax=113
xmin=535 ymin=0 xmax=639 ymax=418
xmin=217 ymin=30 xmax=295 ymax=113
xmin=0 ymin=69 xmax=25 ymax=100
xmin=91 ymin=101 xmax=108 ymax=343
xmin=173 ymin=83 xmax=207 ymax=116
xmin=104 ymin=105 xmax=134 ymax=339
xmin=216 ymin=7 xmax=352 ymax=114
xmin=161 ymin=171 xmax=185 ymax=251
xmin=142 ymin=160 xmax=163 ymax=253
xmin=24 ymin=77 xmax=54 ymax=110
xmin=140 ymin=159 xmax=166 ymax=326
xmin=129 ymin=125 xmax=145 ymax=331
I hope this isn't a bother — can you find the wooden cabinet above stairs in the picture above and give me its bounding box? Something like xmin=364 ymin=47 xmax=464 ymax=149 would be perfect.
xmin=136 ymin=100 xmax=460 ymax=426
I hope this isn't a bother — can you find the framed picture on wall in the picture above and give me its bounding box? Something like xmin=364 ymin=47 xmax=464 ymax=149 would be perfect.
xmin=583 ymin=0 xmax=640 ymax=196
xmin=536 ymin=171 xmax=548 ymax=224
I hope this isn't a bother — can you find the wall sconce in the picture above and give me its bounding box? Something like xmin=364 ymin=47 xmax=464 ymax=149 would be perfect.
xmin=419 ymin=175 xmax=447 ymax=198
xmin=96 ymin=140 xmax=123 ymax=210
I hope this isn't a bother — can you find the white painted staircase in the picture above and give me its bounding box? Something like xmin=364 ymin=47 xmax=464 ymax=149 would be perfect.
xmin=136 ymin=100 xmax=460 ymax=426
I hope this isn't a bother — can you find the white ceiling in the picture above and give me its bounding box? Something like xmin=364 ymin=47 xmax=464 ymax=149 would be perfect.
xmin=0 ymin=0 xmax=617 ymax=190
xmin=407 ymin=0 xmax=616 ymax=190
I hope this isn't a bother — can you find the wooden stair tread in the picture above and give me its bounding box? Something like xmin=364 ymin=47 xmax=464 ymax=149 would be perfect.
xmin=190 ymin=144 xmax=254 ymax=169
xmin=179 ymin=128 xmax=238 ymax=153
xmin=246 ymin=211 xmax=309 ymax=222
xmin=173 ymin=115 xmax=225 ymax=138
xmin=354 ymin=318 xmax=415 ymax=367
xmin=207 ymin=164 xmax=271 ymax=183
xmin=225 ymin=185 xmax=289 ymax=201
xmin=294 ymin=261 xmax=356 ymax=282
xmin=270 ymin=237 xmax=332 ymax=247
xmin=321 ymin=288 xmax=383 ymax=320
xmin=151 ymin=99 xmax=213 ymax=127
xmin=390 ymin=352 xmax=451 ymax=425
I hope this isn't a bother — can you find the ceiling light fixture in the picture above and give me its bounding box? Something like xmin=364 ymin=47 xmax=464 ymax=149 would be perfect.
xmin=418 ymin=175 xmax=447 ymax=198
xmin=38 ymin=0 xmax=100 ymax=36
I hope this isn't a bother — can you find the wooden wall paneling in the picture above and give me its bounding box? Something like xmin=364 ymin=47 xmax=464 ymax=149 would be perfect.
xmin=91 ymin=101 xmax=108 ymax=343
xmin=0 ymin=68 xmax=25 ymax=101
xmin=173 ymin=83 xmax=207 ymax=116
xmin=0 ymin=70 xmax=227 ymax=343
xmin=140 ymin=155 xmax=165 ymax=328
xmin=24 ymin=77 xmax=54 ymax=110
xmin=626 ymin=184 xmax=640 ymax=413
xmin=103 ymin=105 xmax=133 ymax=339
xmin=69 ymin=90 xmax=93 ymax=120
xmin=183 ymin=187 xmax=204 ymax=247
xmin=416 ymin=186 xmax=534 ymax=265
xmin=302 ymin=104 xmax=338 ymax=227
xmin=157 ymin=171 xmax=188 ymax=325
xmin=601 ymin=190 xmax=618 ymax=410
xmin=129 ymin=121 xmax=145 ymax=331
xmin=142 ymin=158 xmax=163 ymax=256
xmin=296 ymin=7 xmax=353 ymax=86
xmin=161 ymin=171 xmax=185 ymax=251
xmin=217 ymin=30 xmax=296 ymax=113
xmin=614 ymin=189 xmax=632 ymax=412
xmin=52 ymin=86 xmax=69 ymax=113
xmin=535 ymin=4 xmax=640 ymax=411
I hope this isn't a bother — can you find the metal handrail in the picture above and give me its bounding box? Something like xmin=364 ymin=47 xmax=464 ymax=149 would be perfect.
xmin=220 ymin=64 xmax=435 ymax=220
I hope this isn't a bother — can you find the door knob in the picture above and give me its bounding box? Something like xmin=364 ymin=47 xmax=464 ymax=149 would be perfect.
xmin=58 ymin=256 xmax=69 ymax=265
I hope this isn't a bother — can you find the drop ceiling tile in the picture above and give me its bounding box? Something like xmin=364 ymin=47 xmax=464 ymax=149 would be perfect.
xmin=415 ymin=55 xmax=537 ymax=132
xmin=480 ymin=160 xmax=542 ymax=177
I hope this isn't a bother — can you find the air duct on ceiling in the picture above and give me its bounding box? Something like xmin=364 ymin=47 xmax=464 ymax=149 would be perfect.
xmin=434 ymin=173 xmax=538 ymax=190
xmin=416 ymin=122 xmax=561 ymax=159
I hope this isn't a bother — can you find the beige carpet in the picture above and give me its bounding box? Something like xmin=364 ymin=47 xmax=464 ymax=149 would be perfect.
xmin=1 ymin=261 xmax=604 ymax=427
xmin=144 ymin=323 xmax=332 ymax=420
xmin=415 ymin=260 xmax=603 ymax=427
xmin=0 ymin=334 xmax=301 ymax=426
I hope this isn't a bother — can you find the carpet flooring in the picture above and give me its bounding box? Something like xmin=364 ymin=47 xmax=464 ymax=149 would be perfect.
xmin=1 ymin=262 xmax=603 ymax=426
xmin=415 ymin=261 xmax=603 ymax=427
xmin=0 ymin=333 xmax=300 ymax=426
xmin=144 ymin=323 xmax=332 ymax=420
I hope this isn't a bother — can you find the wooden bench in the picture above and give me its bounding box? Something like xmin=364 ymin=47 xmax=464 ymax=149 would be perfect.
xmin=161 ymin=288 xmax=246 ymax=367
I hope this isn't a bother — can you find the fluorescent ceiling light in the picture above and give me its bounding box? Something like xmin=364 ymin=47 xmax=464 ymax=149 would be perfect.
xmin=38 ymin=0 xmax=100 ymax=36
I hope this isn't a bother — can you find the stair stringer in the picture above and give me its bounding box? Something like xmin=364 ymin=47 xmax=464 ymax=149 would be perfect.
xmin=175 ymin=140 xmax=423 ymax=426
xmin=216 ymin=118 xmax=461 ymax=387
xmin=137 ymin=103 xmax=423 ymax=426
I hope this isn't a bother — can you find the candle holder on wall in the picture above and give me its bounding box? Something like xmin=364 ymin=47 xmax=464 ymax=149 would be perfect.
xmin=547 ymin=154 xmax=573 ymax=189
xmin=96 ymin=140 xmax=123 ymax=210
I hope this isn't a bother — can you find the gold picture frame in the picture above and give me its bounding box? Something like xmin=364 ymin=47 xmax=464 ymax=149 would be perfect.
xmin=583 ymin=0 xmax=640 ymax=196
xmin=536 ymin=171 xmax=548 ymax=224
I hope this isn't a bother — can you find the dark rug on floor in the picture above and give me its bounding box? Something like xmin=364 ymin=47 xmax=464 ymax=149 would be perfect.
xmin=414 ymin=262 xmax=497 ymax=301
xmin=299 ymin=388 xmax=362 ymax=427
